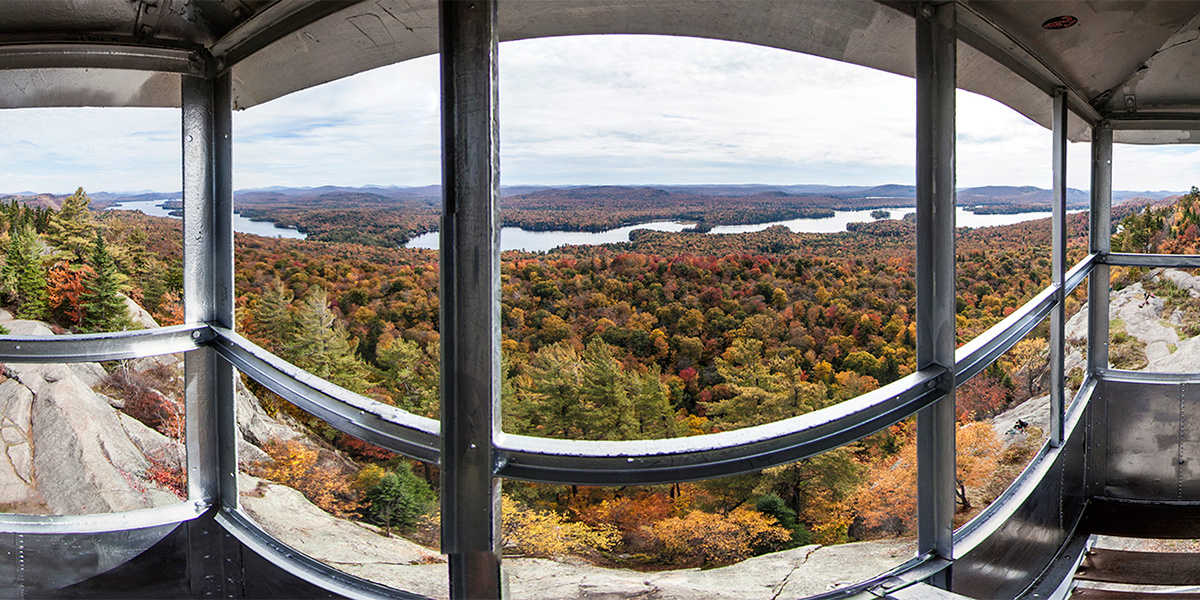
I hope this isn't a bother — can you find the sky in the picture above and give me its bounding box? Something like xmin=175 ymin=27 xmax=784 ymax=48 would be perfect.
xmin=0 ymin=34 xmax=1196 ymax=195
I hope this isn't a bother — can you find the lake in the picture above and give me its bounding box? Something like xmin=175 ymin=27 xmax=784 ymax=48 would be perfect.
xmin=405 ymin=207 xmax=1079 ymax=252
xmin=106 ymin=199 xmax=307 ymax=240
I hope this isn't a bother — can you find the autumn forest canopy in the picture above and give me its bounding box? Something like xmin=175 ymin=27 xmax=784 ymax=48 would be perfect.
xmin=0 ymin=183 xmax=1178 ymax=569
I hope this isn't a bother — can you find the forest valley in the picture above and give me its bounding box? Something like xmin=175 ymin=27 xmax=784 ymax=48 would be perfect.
xmin=0 ymin=186 xmax=1174 ymax=570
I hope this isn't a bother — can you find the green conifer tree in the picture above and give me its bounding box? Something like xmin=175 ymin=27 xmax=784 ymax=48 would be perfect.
xmin=579 ymin=339 xmax=638 ymax=440
xmin=46 ymin=187 xmax=96 ymax=262
xmin=253 ymin=279 xmax=296 ymax=354
xmin=510 ymin=342 xmax=586 ymax=438
xmin=80 ymin=229 xmax=130 ymax=332
xmin=1 ymin=229 xmax=24 ymax=302
xmin=289 ymin=286 xmax=370 ymax=391
xmin=1 ymin=224 xmax=48 ymax=319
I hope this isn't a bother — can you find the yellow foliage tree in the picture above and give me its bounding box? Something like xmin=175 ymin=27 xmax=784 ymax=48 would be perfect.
xmin=501 ymin=495 xmax=619 ymax=558
xmin=645 ymin=507 xmax=791 ymax=567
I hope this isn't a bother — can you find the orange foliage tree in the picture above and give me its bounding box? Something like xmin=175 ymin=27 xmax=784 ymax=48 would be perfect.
xmin=47 ymin=263 xmax=92 ymax=327
xmin=256 ymin=439 xmax=359 ymax=518
xmin=852 ymin=420 xmax=1003 ymax=536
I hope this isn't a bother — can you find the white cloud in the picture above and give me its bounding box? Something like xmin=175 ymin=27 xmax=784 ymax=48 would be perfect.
xmin=0 ymin=34 xmax=1194 ymax=194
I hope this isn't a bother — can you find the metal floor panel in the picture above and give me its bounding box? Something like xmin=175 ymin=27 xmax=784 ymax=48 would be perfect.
xmin=1075 ymin=549 xmax=1200 ymax=585
xmin=1071 ymin=589 xmax=1200 ymax=599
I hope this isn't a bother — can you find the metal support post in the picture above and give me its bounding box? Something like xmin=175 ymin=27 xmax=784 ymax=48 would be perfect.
xmin=1088 ymin=123 xmax=1112 ymax=376
xmin=182 ymin=67 xmax=237 ymax=596
xmin=438 ymin=1 xmax=504 ymax=598
xmin=1049 ymin=90 xmax=1067 ymax=447
xmin=915 ymin=1 xmax=956 ymax=584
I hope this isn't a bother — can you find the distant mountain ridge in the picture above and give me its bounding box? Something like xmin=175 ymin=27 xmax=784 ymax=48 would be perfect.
xmin=10 ymin=183 xmax=1183 ymax=210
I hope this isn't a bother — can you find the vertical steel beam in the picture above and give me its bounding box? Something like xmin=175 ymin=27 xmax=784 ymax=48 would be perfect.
xmin=1088 ymin=123 xmax=1112 ymax=377
xmin=182 ymin=66 xmax=237 ymax=597
xmin=1049 ymin=90 xmax=1068 ymax=447
xmin=438 ymin=1 xmax=504 ymax=599
xmin=183 ymin=71 xmax=237 ymax=510
xmin=182 ymin=73 xmax=218 ymax=507
xmin=915 ymin=1 xmax=957 ymax=579
xmin=213 ymin=71 xmax=238 ymax=512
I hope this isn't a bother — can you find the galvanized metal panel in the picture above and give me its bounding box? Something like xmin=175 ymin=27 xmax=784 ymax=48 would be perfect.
xmin=1105 ymin=380 xmax=1182 ymax=499
xmin=0 ymin=525 xmax=178 ymax=596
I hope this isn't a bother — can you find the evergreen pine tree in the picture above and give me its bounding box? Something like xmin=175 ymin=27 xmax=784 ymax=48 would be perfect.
xmin=1 ymin=228 xmax=25 ymax=302
xmin=253 ymin=278 xmax=295 ymax=354
xmin=46 ymin=187 xmax=96 ymax=261
xmin=511 ymin=342 xmax=585 ymax=438
xmin=1 ymin=225 xmax=47 ymax=319
xmin=289 ymin=286 xmax=370 ymax=391
xmin=579 ymin=339 xmax=638 ymax=440
xmin=80 ymin=229 xmax=130 ymax=332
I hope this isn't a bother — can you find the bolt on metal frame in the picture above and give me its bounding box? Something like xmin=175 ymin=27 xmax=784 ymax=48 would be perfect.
xmin=0 ymin=2 xmax=1197 ymax=599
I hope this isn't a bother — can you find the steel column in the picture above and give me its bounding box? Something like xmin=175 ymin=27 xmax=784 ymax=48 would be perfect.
xmin=182 ymin=73 xmax=218 ymax=506
xmin=1089 ymin=124 xmax=1113 ymax=376
xmin=438 ymin=1 xmax=504 ymax=599
xmin=182 ymin=71 xmax=237 ymax=510
xmin=182 ymin=68 xmax=237 ymax=597
xmin=915 ymin=0 xmax=957 ymax=579
xmin=213 ymin=71 xmax=238 ymax=512
xmin=1050 ymin=90 xmax=1068 ymax=446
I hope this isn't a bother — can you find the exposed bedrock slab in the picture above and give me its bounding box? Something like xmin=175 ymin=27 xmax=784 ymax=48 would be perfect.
xmin=0 ymin=379 xmax=37 ymax=508
xmin=1 ymin=358 xmax=174 ymax=515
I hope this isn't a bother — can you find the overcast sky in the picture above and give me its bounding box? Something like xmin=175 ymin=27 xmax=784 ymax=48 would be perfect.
xmin=0 ymin=35 xmax=1195 ymax=195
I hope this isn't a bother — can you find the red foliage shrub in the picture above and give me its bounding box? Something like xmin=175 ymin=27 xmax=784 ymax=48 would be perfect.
xmin=146 ymin=454 xmax=186 ymax=499
xmin=335 ymin=434 xmax=397 ymax=462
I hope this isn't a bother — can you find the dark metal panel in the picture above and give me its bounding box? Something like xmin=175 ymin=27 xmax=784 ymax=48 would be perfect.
xmin=1104 ymin=380 xmax=1181 ymax=499
xmin=1080 ymin=498 xmax=1200 ymax=538
xmin=1085 ymin=378 xmax=1109 ymax=498
xmin=951 ymin=450 xmax=1063 ymax=598
xmin=1060 ymin=399 xmax=1089 ymax=535
xmin=47 ymin=523 xmax=189 ymax=599
xmin=914 ymin=0 xmax=957 ymax=570
xmin=951 ymin=423 xmax=1086 ymax=599
xmin=1179 ymin=381 xmax=1200 ymax=498
xmin=952 ymin=379 xmax=1091 ymax=598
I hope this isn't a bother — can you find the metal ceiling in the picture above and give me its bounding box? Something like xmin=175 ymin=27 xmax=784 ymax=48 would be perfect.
xmin=2 ymin=0 xmax=1200 ymax=143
